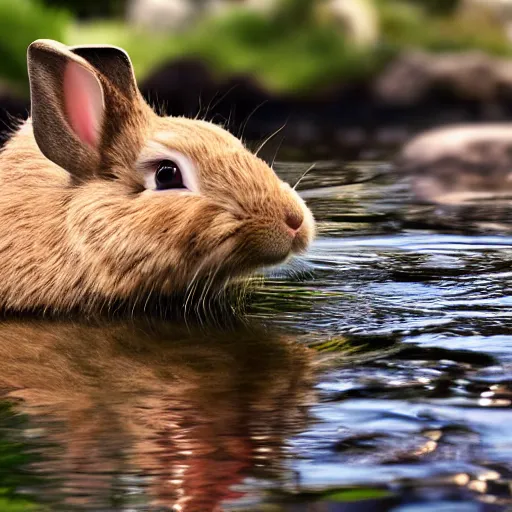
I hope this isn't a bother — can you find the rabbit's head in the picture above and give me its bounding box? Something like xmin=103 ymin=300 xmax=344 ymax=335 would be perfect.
xmin=27 ymin=40 xmax=314 ymax=301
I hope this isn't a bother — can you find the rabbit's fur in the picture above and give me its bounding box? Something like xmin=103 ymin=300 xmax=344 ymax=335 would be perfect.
xmin=0 ymin=40 xmax=314 ymax=313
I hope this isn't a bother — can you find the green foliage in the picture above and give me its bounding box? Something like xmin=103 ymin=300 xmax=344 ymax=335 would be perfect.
xmin=69 ymin=0 xmax=512 ymax=95
xmin=71 ymin=7 xmax=386 ymax=94
xmin=0 ymin=0 xmax=69 ymax=92
xmin=178 ymin=10 xmax=382 ymax=92
xmin=0 ymin=496 xmax=40 ymax=512
xmin=273 ymin=0 xmax=317 ymax=29
xmin=271 ymin=486 xmax=395 ymax=505
xmin=321 ymin=488 xmax=394 ymax=502
xmin=68 ymin=21 xmax=183 ymax=81
xmin=1 ymin=0 xmax=512 ymax=97
xmin=376 ymin=0 xmax=512 ymax=55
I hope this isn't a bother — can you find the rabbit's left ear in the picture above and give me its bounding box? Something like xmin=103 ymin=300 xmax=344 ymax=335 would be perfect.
xmin=29 ymin=39 xmax=150 ymax=182
xmin=70 ymin=44 xmax=139 ymax=100
xmin=28 ymin=39 xmax=106 ymax=178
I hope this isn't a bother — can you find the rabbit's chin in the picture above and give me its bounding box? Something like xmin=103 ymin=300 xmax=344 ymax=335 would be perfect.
xmin=209 ymin=231 xmax=310 ymax=283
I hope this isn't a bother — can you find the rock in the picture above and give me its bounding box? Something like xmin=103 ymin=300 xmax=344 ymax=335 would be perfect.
xmin=400 ymin=125 xmax=512 ymax=167
xmin=374 ymin=50 xmax=512 ymax=105
xmin=434 ymin=52 xmax=499 ymax=100
xmin=373 ymin=52 xmax=434 ymax=105
xmin=396 ymin=124 xmax=512 ymax=202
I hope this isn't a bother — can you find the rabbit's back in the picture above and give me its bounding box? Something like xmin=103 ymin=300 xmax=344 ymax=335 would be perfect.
xmin=1 ymin=121 xmax=70 ymax=186
xmin=0 ymin=121 xmax=81 ymax=311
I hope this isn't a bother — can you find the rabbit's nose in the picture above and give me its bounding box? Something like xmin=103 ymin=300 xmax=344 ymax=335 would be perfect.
xmin=285 ymin=211 xmax=303 ymax=232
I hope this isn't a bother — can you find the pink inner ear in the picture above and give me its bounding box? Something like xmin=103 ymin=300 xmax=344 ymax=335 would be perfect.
xmin=63 ymin=61 xmax=104 ymax=148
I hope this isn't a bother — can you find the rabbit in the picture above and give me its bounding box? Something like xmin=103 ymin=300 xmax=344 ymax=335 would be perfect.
xmin=0 ymin=39 xmax=315 ymax=313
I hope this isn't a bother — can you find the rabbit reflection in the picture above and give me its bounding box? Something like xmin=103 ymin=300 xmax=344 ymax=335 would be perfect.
xmin=0 ymin=320 xmax=314 ymax=511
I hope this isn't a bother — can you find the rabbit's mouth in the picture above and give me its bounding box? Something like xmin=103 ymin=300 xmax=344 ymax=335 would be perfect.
xmin=218 ymin=220 xmax=312 ymax=276
xmin=178 ymin=210 xmax=314 ymax=296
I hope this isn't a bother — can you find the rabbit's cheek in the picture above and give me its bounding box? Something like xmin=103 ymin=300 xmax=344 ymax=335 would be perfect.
xmin=234 ymin=222 xmax=296 ymax=268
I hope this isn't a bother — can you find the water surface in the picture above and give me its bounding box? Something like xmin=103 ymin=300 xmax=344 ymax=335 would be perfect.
xmin=0 ymin=162 xmax=511 ymax=511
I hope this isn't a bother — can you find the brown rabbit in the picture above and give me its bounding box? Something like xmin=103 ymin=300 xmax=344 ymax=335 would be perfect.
xmin=0 ymin=39 xmax=314 ymax=313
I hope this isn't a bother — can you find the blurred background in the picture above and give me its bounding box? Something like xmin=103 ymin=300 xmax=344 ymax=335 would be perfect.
xmin=2 ymin=0 xmax=512 ymax=158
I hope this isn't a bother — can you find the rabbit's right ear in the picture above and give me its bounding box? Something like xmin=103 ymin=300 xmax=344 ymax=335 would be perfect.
xmin=28 ymin=39 xmax=105 ymax=180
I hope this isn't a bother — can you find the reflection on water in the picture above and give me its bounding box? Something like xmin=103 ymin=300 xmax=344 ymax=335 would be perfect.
xmin=1 ymin=161 xmax=512 ymax=511
xmin=0 ymin=320 xmax=313 ymax=511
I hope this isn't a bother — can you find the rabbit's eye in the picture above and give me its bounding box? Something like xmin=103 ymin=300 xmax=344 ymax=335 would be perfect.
xmin=155 ymin=160 xmax=186 ymax=190
xmin=138 ymin=145 xmax=198 ymax=193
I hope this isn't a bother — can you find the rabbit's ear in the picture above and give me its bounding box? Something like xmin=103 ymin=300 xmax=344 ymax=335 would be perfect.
xmin=70 ymin=45 xmax=139 ymax=100
xmin=28 ymin=39 xmax=105 ymax=180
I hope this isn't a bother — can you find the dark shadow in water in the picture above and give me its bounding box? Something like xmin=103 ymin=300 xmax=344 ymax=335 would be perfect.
xmin=0 ymin=319 xmax=315 ymax=511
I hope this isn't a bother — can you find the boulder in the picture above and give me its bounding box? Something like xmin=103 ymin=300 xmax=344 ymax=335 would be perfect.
xmin=396 ymin=124 xmax=512 ymax=202
xmin=374 ymin=50 xmax=512 ymax=105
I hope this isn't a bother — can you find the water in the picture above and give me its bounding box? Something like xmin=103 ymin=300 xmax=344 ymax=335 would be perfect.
xmin=0 ymin=162 xmax=511 ymax=511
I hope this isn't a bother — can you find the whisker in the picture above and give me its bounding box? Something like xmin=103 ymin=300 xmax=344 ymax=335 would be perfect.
xmin=183 ymin=267 xmax=201 ymax=324
xmin=198 ymin=88 xmax=219 ymax=121
xmin=270 ymin=131 xmax=285 ymax=170
xmin=0 ymin=112 xmax=22 ymax=141
xmin=293 ymin=162 xmax=316 ymax=190
xmin=143 ymin=282 xmax=156 ymax=313
xmin=240 ymin=100 xmax=269 ymax=142
xmin=255 ymin=120 xmax=287 ymax=157
xmin=208 ymin=84 xmax=240 ymax=117
xmin=197 ymin=269 xmax=212 ymax=324
xmin=194 ymin=90 xmax=203 ymax=120
xmin=227 ymin=104 xmax=235 ymax=133
xmin=210 ymin=112 xmax=228 ymax=127
xmin=202 ymin=262 xmax=221 ymax=325
xmin=130 ymin=285 xmax=142 ymax=319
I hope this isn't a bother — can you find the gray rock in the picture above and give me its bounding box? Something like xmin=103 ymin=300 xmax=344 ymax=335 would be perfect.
xmin=396 ymin=124 xmax=512 ymax=202
xmin=375 ymin=51 xmax=512 ymax=104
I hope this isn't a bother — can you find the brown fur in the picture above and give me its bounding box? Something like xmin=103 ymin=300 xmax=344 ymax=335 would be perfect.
xmin=0 ymin=40 xmax=314 ymax=313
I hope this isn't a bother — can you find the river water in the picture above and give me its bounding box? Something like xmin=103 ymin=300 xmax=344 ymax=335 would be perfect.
xmin=0 ymin=161 xmax=510 ymax=511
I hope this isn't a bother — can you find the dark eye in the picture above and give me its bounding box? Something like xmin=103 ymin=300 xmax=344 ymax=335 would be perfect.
xmin=155 ymin=160 xmax=186 ymax=190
